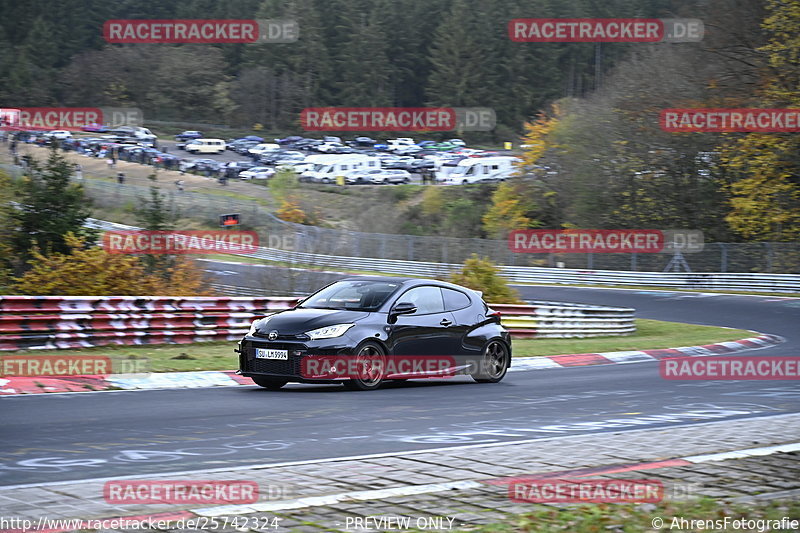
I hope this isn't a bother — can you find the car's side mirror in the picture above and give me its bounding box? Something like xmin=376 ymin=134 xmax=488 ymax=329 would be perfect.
xmin=391 ymin=302 xmax=417 ymax=316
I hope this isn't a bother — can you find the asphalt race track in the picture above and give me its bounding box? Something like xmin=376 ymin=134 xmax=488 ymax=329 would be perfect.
xmin=1 ymin=284 xmax=799 ymax=487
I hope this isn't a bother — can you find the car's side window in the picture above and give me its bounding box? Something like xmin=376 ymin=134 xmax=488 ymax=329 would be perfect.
xmin=442 ymin=288 xmax=471 ymax=311
xmin=397 ymin=286 xmax=445 ymax=315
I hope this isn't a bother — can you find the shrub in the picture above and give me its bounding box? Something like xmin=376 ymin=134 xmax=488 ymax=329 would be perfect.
xmin=449 ymin=255 xmax=523 ymax=304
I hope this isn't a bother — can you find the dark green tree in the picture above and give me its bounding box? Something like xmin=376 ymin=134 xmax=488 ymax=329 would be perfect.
xmin=134 ymin=176 xmax=179 ymax=276
xmin=11 ymin=146 xmax=95 ymax=271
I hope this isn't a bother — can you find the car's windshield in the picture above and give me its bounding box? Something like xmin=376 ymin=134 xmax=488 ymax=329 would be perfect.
xmin=300 ymin=280 xmax=401 ymax=311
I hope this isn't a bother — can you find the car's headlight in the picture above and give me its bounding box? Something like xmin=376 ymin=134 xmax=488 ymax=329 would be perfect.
xmin=305 ymin=323 xmax=355 ymax=340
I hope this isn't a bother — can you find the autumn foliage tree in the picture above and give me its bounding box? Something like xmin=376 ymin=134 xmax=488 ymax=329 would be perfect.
xmin=13 ymin=233 xmax=213 ymax=296
xmin=482 ymin=182 xmax=538 ymax=239
xmin=449 ymin=255 xmax=522 ymax=304
xmin=720 ymin=0 xmax=800 ymax=241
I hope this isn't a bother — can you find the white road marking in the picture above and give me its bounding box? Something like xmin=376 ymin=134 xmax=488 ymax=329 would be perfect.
xmin=1 ymin=412 xmax=798 ymax=491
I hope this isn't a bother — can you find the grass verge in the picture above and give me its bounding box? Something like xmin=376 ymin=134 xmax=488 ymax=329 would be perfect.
xmin=460 ymin=497 xmax=800 ymax=533
xmin=0 ymin=320 xmax=754 ymax=373
xmin=512 ymin=319 xmax=754 ymax=357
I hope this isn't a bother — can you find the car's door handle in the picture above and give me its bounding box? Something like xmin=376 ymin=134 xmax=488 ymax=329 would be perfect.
xmin=440 ymin=319 xmax=452 ymax=326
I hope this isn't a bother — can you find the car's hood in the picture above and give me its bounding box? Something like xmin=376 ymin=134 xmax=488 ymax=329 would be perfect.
xmin=254 ymin=308 xmax=370 ymax=336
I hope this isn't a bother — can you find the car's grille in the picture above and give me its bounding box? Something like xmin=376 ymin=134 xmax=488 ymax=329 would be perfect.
xmin=242 ymin=341 xmax=305 ymax=376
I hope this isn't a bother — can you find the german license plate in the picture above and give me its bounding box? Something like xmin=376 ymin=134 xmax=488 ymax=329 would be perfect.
xmin=255 ymin=348 xmax=288 ymax=360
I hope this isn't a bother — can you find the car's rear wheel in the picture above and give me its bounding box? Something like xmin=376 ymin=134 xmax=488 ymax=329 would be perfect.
xmin=252 ymin=376 xmax=289 ymax=390
xmin=343 ymin=341 xmax=387 ymax=391
xmin=471 ymin=340 xmax=510 ymax=383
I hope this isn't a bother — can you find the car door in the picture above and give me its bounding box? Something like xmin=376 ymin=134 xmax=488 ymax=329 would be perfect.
xmin=388 ymin=286 xmax=458 ymax=358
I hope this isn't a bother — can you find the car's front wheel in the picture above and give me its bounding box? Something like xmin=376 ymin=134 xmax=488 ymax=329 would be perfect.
xmin=343 ymin=341 xmax=387 ymax=391
xmin=252 ymin=376 xmax=289 ymax=390
xmin=471 ymin=340 xmax=510 ymax=383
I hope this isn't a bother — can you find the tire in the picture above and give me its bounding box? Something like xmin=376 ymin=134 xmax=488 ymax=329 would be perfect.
xmin=321 ymin=177 xmax=331 ymax=184
xmin=470 ymin=340 xmax=510 ymax=383
xmin=252 ymin=376 xmax=289 ymax=390
xmin=403 ymin=177 xmax=410 ymax=184
xmin=462 ymin=179 xmax=468 ymax=184
xmin=342 ymin=341 xmax=387 ymax=391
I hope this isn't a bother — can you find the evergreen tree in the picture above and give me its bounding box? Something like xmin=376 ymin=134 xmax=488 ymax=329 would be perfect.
xmin=11 ymin=146 xmax=95 ymax=271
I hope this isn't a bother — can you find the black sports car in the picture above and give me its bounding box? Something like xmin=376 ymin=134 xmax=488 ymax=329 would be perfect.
xmin=236 ymin=277 xmax=511 ymax=391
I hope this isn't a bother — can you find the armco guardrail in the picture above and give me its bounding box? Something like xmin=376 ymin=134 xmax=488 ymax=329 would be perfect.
xmin=0 ymin=296 xmax=634 ymax=350
xmin=84 ymin=219 xmax=800 ymax=293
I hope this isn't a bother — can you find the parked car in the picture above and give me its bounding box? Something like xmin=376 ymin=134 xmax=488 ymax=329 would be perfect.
xmin=290 ymin=139 xmax=324 ymax=151
xmin=46 ymin=130 xmax=72 ymax=140
xmin=382 ymin=156 xmax=415 ymax=170
xmin=175 ymin=130 xmax=204 ymax=141
xmin=370 ymin=169 xmax=412 ymax=184
xmin=347 ymin=136 xmax=377 ymax=147
xmin=223 ymin=161 xmax=257 ymax=178
xmin=181 ymin=159 xmax=222 ymax=174
xmin=232 ymin=140 xmax=260 ymax=154
xmin=259 ymin=150 xmax=306 ymax=165
xmin=276 ymin=135 xmax=304 ymax=145
xmin=431 ymin=141 xmax=460 ymax=151
xmin=248 ymin=143 xmax=281 ymax=157
xmin=394 ymin=145 xmax=423 ymax=156
xmin=344 ymin=169 xmax=385 ymax=184
xmin=237 ymin=277 xmax=511 ymax=391
xmin=316 ymin=141 xmax=348 ymax=153
xmin=386 ymin=138 xmax=416 ymax=151
xmin=409 ymin=159 xmax=435 ymax=172
xmin=239 ymin=166 xmax=276 ymax=180
xmin=81 ymin=123 xmax=108 ymax=133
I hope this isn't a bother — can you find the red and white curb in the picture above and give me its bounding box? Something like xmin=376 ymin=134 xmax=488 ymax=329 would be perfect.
xmin=0 ymin=334 xmax=783 ymax=396
xmin=508 ymin=333 xmax=783 ymax=371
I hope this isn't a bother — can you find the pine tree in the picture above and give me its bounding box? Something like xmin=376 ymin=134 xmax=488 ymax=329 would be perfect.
xmin=11 ymin=147 xmax=95 ymax=272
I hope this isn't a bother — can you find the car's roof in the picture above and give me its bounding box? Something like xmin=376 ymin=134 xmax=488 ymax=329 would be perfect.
xmin=338 ymin=276 xmax=475 ymax=292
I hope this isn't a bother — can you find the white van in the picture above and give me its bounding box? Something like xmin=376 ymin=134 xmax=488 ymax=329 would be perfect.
xmin=301 ymin=154 xmax=381 ymax=183
xmin=134 ymin=127 xmax=157 ymax=142
xmin=442 ymin=156 xmax=521 ymax=185
xmin=185 ymin=138 xmax=226 ymax=154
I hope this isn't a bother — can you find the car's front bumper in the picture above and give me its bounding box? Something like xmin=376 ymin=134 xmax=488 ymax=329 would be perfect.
xmin=238 ymin=336 xmax=358 ymax=384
